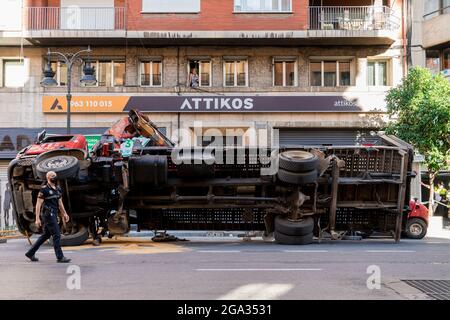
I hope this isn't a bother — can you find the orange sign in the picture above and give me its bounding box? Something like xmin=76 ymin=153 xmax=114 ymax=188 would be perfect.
xmin=42 ymin=96 xmax=129 ymax=113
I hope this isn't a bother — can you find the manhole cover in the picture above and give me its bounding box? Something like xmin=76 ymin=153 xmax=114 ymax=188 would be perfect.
xmin=402 ymin=280 xmax=450 ymax=300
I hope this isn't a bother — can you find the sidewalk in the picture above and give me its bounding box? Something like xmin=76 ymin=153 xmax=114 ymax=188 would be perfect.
xmin=426 ymin=216 xmax=450 ymax=239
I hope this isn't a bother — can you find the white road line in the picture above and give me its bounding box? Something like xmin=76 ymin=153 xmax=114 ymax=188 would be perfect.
xmin=196 ymin=268 xmax=322 ymax=271
xmin=218 ymin=283 xmax=294 ymax=300
xmin=365 ymin=250 xmax=415 ymax=253
xmin=426 ymin=241 xmax=445 ymax=244
xmin=40 ymin=250 xmax=75 ymax=254
xmin=283 ymin=250 xmax=328 ymax=253
xmin=197 ymin=250 xmax=241 ymax=253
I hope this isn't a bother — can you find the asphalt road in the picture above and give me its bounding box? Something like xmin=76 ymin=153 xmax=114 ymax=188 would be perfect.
xmin=1 ymin=234 xmax=449 ymax=300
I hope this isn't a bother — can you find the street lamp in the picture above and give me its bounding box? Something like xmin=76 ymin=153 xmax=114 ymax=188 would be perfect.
xmin=41 ymin=46 xmax=97 ymax=134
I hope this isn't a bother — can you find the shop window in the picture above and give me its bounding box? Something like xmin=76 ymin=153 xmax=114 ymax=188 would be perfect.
xmin=188 ymin=60 xmax=211 ymax=87
xmin=367 ymin=60 xmax=388 ymax=86
xmin=426 ymin=50 xmax=441 ymax=74
xmin=140 ymin=61 xmax=162 ymax=87
xmin=273 ymin=59 xmax=297 ymax=86
xmin=310 ymin=59 xmax=353 ymax=87
xmin=443 ymin=48 xmax=450 ymax=70
xmin=3 ymin=59 xmax=25 ymax=88
xmin=224 ymin=60 xmax=248 ymax=87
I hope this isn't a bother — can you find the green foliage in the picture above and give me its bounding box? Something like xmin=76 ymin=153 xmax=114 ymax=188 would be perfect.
xmin=386 ymin=67 xmax=450 ymax=173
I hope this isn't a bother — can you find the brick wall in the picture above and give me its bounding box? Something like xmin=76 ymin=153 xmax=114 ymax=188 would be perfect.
xmin=126 ymin=0 xmax=309 ymax=31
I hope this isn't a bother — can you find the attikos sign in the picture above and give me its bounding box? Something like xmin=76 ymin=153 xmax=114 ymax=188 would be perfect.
xmin=42 ymin=95 xmax=386 ymax=113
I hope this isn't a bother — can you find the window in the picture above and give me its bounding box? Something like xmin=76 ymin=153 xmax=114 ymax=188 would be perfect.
xmin=50 ymin=61 xmax=68 ymax=86
xmin=3 ymin=60 xmax=25 ymax=87
xmin=188 ymin=60 xmax=211 ymax=87
xmin=310 ymin=59 xmax=353 ymax=87
xmin=234 ymin=0 xmax=291 ymax=12
xmin=142 ymin=0 xmax=200 ymax=13
xmin=140 ymin=61 xmax=162 ymax=87
xmin=426 ymin=50 xmax=441 ymax=74
xmin=273 ymin=59 xmax=297 ymax=86
xmin=424 ymin=0 xmax=450 ymax=19
xmin=0 ymin=0 xmax=22 ymax=31
xmin=224 ymin=60 xmax=248 ymax=87
xmin=443 ymin=48 xmax=450 ymax=70
xmin=367 ymin=60 xmax=388 ymax=86
xmin=84 ymin=60 xmax=125 ymax=87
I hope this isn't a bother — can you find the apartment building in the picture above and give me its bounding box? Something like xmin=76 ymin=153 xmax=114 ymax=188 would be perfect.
xmin=0 ymin=0 xmax=407 ymax=205
xmin=409 ymin=0 xmax=449 ymax=79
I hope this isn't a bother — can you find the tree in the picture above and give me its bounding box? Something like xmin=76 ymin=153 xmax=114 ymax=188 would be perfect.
xmin=385 ymin=67 xmax=450 ymax=215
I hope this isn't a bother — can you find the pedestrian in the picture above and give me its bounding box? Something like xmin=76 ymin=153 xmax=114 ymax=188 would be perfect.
xmin=25 ymin=171 xmax=71 ymax=263
xmin=188 ymin=67 xmax=199 ymax=87
xmin=3 ymin=182 xmax=12 ymax=226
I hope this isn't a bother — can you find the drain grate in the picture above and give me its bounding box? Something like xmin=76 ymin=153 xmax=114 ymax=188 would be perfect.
xmin=402 ymin=280 xmax=450 ymax=300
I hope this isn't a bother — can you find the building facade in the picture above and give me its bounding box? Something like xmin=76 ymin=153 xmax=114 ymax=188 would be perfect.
xmin=409 ymin=0 xmax=450 ymax=79
xmin=0 ymin=0 xmax=408 ymax=226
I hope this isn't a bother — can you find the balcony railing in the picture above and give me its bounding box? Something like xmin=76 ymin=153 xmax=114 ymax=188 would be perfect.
xmin=308 ymin=6 xmax=400 ymax=31
xmin=25 ymin=7 xmax=126 ymax=31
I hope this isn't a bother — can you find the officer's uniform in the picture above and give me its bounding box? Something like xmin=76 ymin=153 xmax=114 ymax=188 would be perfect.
xmin=26 ymin=184 xmax=64 ymax=260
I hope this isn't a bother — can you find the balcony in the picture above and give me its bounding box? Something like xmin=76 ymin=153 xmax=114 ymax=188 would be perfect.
xmin=307 ymin=6 xmax=400 ymax=44
xmin=23 ymin=7 xmax=126 ymax=41
xmin=422 ymin=5 xmax=450 ymax=48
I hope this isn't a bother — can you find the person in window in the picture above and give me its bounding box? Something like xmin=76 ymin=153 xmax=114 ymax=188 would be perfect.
xmin=189 ymin=68 xmax=199 ymax=88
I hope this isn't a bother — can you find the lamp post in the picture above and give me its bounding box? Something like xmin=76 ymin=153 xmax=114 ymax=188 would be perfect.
xmin=41 ymin=46 xmax=97 ymax=134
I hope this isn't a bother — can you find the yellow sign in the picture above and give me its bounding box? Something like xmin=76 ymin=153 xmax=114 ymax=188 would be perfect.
xmin=42 ymin=96 xmax=129 ymax=113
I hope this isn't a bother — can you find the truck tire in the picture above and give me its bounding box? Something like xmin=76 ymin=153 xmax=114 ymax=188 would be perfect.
xmin=36 ymin=155 xmax=79 ymax=180
xmin=274 ymin=230 xmax=313 ymax=245
xmin=405 ymin=218 xmax=427 ymax=239
xmin=51 ymin=225 xmax=89 ymax=247
xmin=277 ymin=168 xmax=318 ymax=185
xmin=279 ymin=150 xmax=318 ymax=172
xmin=275 ymin=216 xmax=314 ymax=236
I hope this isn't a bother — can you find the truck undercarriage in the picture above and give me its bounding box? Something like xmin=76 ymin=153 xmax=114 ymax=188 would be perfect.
xmin=8 ymin=110 xmax=423 ymax=246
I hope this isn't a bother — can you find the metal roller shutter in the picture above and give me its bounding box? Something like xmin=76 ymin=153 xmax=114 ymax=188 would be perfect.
xmin=278 ymin=129 xmax=380 ymax=147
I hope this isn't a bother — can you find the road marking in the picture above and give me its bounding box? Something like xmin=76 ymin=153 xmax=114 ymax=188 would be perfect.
xmin=197 ymin=250 xmax=241 ymax=253
xmin=41 ymin=250 xmax=75 ymax=254
xmin=426 ymin=241 xmax=446 ymax=244
xmin=365 ymin=250 xmax=415 ymax=253
xmin=196 ymin=268 xmax=322 ymax=271
xmin=218 ymin=283 xmax=294 ymax=300
xmin=283 ymin=250 xmax=328 ymax=253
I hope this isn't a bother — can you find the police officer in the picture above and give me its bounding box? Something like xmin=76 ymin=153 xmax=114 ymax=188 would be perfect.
xmin=25 ymin=171 xmax=71 ymax=263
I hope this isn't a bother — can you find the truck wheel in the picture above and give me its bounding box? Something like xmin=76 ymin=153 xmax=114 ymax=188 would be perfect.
xmin=406 ymin=218 xmax=427 ymax=239
xmin=279 ymin=150 xmax=318 ymax=172
xmin=275 ymin=216 xmax=314 ymax=236
xmin=51 ymin=225 xmax=89 ymax=247
xmin=274 ymin=230 xmax=313 ymax=245
xmin=277 ymin=168 xmax=318 ymax=185
xmin=36 ymin=155 xmax=79 ymax=180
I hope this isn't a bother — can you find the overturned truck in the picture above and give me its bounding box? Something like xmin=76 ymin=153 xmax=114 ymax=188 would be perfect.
xmin=8 ymin=110 xmax=428 ymax=246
